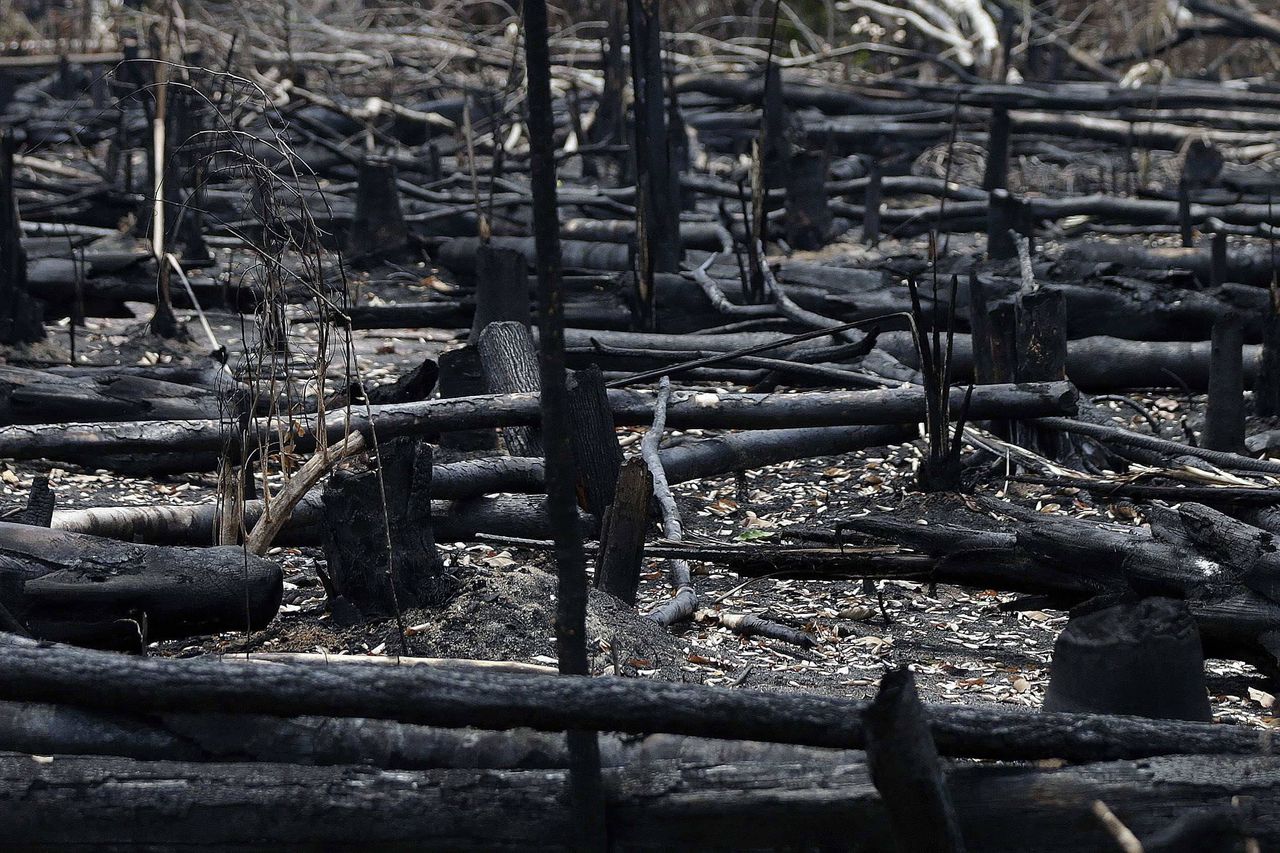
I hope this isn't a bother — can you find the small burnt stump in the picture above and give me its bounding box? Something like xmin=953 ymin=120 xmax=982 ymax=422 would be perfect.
xmin=320 ymin=438 xmax=451 ymax=622
xmin=1044 ymin=597 xmax=1211 ymax=722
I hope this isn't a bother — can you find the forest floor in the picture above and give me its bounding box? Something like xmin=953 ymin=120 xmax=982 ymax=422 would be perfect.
xmin=2 ymin=235 xmax=1276 ymax=728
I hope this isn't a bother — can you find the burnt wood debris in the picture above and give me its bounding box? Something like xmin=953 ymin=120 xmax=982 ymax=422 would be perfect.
xmin=10 ymin=1 xmax=1280 ymax=850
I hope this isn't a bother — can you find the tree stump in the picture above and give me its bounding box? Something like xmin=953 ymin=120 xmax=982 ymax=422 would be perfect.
xmin=320 ymin=438 xmax=450 ymax=621
xmin=1043 ymin=597 xmax=1212 ymax=722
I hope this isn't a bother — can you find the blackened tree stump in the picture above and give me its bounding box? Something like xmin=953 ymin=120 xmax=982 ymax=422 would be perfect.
xmin=320 ymin=438 xmax=449 ymax=621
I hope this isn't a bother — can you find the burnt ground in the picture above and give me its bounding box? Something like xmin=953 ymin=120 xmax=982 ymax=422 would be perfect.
xmin=2 ymin=275 xmax=1277 ymax=727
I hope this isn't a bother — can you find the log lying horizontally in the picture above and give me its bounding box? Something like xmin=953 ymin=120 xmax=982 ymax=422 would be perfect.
xmin=0 ymin=523 xmax=282 ymax=648
xmin=49 ymin=425 xmax=915 ymax=544
xmin=0 ymin=699 xmax=859 ymax=770
xmin=0 ymin=634 xmax=1271 ymax=763
xmin=0 ymin=382 xmax=1075 ymax=466
xmin=0 ymin=750 xmax=1271 ymax=850
xmin=800 ymin=495 xmax=1280 ymax=668
xmin=0 ymin=364 xmax=229 ymax=425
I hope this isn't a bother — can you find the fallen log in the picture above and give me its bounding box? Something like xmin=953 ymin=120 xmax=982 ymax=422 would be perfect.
xmin=0 ymin=750 xmax=1268 ymax=850
xmin=0 ymin=364 xmax=227 ymax=425
xmin=0 ymin=382 xmax=1076 ymax=465
xmin=821 ymin=494 xmax=1280 ymax=667
xmin=0 ymin=699 xmax=861 ymax=770
xmin=49 ymin=425 xmax=913 ymax=544
xmin=1062 ymin=242 xmax=1278 ymax=287
xmin=0 ymin=633 xmax=1272 ymax=763
xmin=0 ymin=522 xmax=281 ymax=649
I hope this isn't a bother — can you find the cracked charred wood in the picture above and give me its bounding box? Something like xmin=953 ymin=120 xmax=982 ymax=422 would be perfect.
xmin=2 ymin=474 xmax=52 ymax=527
xmin=594 ymin=458 xmax=651 ymax=607
xmin=566 ymin=366 xmax=623 ymax=523
xmin=0 ymin=364 xmax=228 ymax=425
xmin=0 ymin=522 xmax=281 ymax=650
xmin=320 ymin=438 xmax=447 ymax=621
xmin=1013 ymin=289 xmax=1068 ymax=455
xmin=0 ymin=750 xmax=1272 ymax=850
xmin=1206 ymin=316 xmax=1246 ymax=453
xmin=477 ymin=321 xmax=543 ymax=456
xmin=0 ymin=382 xmax=1077 ymax=466
xmin=0 ymin=632 xmax=1276 ymax=763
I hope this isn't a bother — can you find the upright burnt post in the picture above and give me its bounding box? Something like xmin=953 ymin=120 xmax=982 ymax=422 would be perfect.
xmin=348 ymin=156 xmax=407 ymax=258
xmin=0 ymin=131 xmax=44 ymax=345
xmin=1206 ymin=315 xmax=1246 ymax=453
xmin=761 ymin=63 xmax=791 ymax=190
xmin=862 ymin=154 xmax=883 ymax=247
xmin=1014 ymin=288 xmax=1068 ymax=455
xmin=983 ymin=107 xmax=1011 ymax=192
xmin=1211 ymin=231 xmax=1228 ymax=290
xmin=1179 ymin=141 xmax=1223 ymax=248
xmin=320 ymin=438 xmax=448 ymax=622
xmin=470 ymin=246 xmax=529 ymax=342
xmin=1258 ymin=288 xmax=1280 ymax=417
xmin=594 ymin=458 xmax=652 ymax=606
xmin=172 ymin=86 xmax=210 ymax=264
xmin=593 ymin=2 xmax=627 ymax=154
xmin=863 ymin=668 xmax=966 ymax=853
xmin=987 ymin=188 xmax=1020 ymax=261
xmin=147 ymin=32 xmax=182 ymax=339
xmin=627 ymin=0 xmax=679 ymax=331
xmin=566 ymin=365 xmax=624 ymax=526
xmin=784 ymin=149 xmax=831 ymax=251
xmin=523 ymin=0 xmax=607 ymax=841
xmin=437 ymin=346 xmax=498 ymax=452
xmin=477 ymin=321 xmax=544 ymax=457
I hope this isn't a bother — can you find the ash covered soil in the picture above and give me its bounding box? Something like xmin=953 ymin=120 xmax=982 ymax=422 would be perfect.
xmin=1 ymin=240 xmax=1276 ymax=726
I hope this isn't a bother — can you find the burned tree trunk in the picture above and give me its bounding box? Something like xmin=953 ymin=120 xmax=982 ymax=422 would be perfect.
xmin=863 ymin=668 xmax=966 ymax=853
xmin=470 ymin=245 xmax=529 ymax=341
xmin=1206 ymin=316 xmax=1246 ymax=453
xmin=437 ymin=345 xmax=498 ymax=452
xmin=0 ymin=522 xmax=281 ymax=650
xmin=320 ymin=438 xmax=448 ymax=621
xmin=478 ymin=320 xmax=543 ymax=456
xmin=566 ymin=365 xmax=623 ymax=522
xmin=0 ymin=365 xmax=226 ymax=425
xmin=594 ymin=458 xmax=652 ymax=606
xmin=0 ymin=130 xmax=43 ymax=344
xmin=785 ymin=150 xmax=831 ymax=250
xmin=348 ymin=156 xmax=408 ymax=258
xmin=0 ymin=750 xmax=1267 ymax=851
